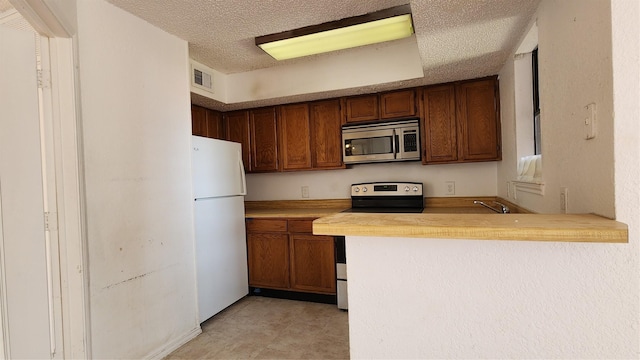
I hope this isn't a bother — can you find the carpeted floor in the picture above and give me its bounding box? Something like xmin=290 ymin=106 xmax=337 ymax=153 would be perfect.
xmin=165 ymin=296 xmax=349 ymax=359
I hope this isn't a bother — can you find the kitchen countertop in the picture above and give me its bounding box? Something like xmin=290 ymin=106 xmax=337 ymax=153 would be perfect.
xmin=245 ymin=207 xmax=348 ymax=218
xmin=312 ymin=212 xmax=628 ymax=243
xmin=244 ymin=198 xmax=505 ymax=219
xmin=244 ymin=206 xmax=496 ymax=218
xmin=244 ymin=199 xmax=350 ymax=218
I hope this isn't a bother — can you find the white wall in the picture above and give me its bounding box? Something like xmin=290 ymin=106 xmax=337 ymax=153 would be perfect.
xmin=347 ymin=232 xmax=638 ymax=359
xmin=498 ymin=0 xmax=615 ymax=217
xmin=227 ymin=36 xmax=424 ymax=103
xmin=346 ymin=0 xmax=639 ymax=358
xmin=76 ymin=1 xmax=199 ymax=358
xmin=245 ymin=161 xmax=498 ymax=201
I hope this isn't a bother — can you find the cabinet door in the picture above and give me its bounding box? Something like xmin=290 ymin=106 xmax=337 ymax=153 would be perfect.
xmin=290 ymin=234 xmax=336 ymax=294
xmin=380 ymin=89 xmax=416 ymax=119
xmin=247 ymin=232 xmax=290 ymax=289
xmin=310 ymin=99 xmax=344 ymax=169
xmin=224 ymin=110 xmax=251 ymax=171
xmin=456 ymin=77 xmax=501 ymax=161
xmin=422 ymin=84 xmax=458 ymax=163
xmin=191 ymin=105 xmax=208 ymax=137
xmin=250 ymin=107 xmax=279 ymax=172
xmin=278 ymin=103 xmax=312 ymax=171
xmin=345 ymin=94 xmax=379 ymax=123
xmin=206 ymin=109 xmax=225 ymax=139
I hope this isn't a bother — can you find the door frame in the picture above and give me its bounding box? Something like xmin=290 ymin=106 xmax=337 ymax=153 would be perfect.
xmin=4 ymin=1 xmax=91 ymax=358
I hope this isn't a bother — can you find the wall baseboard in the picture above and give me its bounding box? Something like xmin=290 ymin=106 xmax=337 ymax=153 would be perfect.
xmin=144 ymin=326 xmax=202 ymax=360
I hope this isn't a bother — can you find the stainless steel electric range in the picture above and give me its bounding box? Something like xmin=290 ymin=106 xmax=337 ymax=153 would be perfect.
xmin=336 ymin=182 xmax=424 ymax=310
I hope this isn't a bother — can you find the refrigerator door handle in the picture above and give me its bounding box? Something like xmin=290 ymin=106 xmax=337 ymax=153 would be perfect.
xmin=238 ymin=152 xmax=247 ymax=196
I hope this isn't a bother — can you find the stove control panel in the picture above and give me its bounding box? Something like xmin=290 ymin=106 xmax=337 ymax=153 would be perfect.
xmin=351 ymin=182 xmax=423 ymax=197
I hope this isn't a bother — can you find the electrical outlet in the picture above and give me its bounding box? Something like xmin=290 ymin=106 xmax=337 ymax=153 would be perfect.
xmin=445 ymin=181 xmax=455 ymax=196
xmin=301 ymin=186 xmax=309 ymax=198
xmin=506 ymin=181 xmax=511 ymax=198
xmin=560 ymin=187 xmax=568 ymax=213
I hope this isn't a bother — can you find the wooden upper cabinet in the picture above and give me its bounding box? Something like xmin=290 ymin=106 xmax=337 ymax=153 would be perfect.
xmin=421 ymin=76 xmax=501 ymax=165
xmin=380 ymin=89 xmax=417 ymax=119
xmin=191 ymin=105 xmax=224 ymax=139
xmin=224 ymin=110 xmax=251 ymax=171
xmin=278 ymin=103 xmax=312 ymax=171
xmin=206 ymin=110 xmax=224 ymax=139
xmin=422 ymin=85 xmax=458 ymax=163
xmin=191 ymin=105 xmax=208 ymax=137
xmin=345 ymin=94 xmax=379 ymax=123
xmin=250 ymin=107 xmax=279 ymax=172
xmin=309 ymin=99 xmax=345 ymax=169
xmin=456 ymin=77 xmax=501 ymax=162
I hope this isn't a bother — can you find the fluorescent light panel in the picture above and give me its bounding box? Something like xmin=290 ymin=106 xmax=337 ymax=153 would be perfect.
xmin=256 ymin=5 xmax=414 ymax=61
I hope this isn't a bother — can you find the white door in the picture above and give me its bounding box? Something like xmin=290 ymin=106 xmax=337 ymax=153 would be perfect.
xmin=0 ymin=25 xmax=55 ymax=359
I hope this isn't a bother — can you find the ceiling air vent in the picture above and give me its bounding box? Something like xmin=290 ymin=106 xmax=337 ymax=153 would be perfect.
xmin=191 ymin=61 xmax=214 ymax=94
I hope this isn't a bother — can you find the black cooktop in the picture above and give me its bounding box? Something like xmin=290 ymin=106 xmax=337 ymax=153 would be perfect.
xmin=342 ymin=207 xmax=424 ymax=214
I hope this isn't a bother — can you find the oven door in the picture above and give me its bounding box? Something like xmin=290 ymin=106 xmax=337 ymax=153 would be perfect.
xmin=343 ymin=128 xmax=396 ymax=164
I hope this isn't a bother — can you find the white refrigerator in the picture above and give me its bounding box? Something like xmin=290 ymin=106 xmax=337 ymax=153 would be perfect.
xmin=191 ymin=135 xmax=249 ymax=323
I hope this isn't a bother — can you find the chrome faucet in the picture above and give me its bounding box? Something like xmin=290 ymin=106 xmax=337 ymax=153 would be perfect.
xmin=473 ymin=200 xmax=511 ymax=214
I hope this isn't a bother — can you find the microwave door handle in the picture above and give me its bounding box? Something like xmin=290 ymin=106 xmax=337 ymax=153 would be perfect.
xmin=394 ymin=133 xmax=400 ymax=156
xmin=390 ymin=129 xmax=397 ymax=158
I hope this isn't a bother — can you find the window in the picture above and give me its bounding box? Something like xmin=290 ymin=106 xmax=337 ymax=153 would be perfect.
xmin=532 ymin=47 xmax=541 ymax=155
xmin=512 ymin=23 xmax=544 ymax=194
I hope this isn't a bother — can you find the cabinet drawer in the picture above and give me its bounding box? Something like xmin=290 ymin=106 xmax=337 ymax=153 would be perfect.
xmin=288 ymin=219 xmax=315 ymax=233
xmin=246 ymin=219 xmax=287 ymax=232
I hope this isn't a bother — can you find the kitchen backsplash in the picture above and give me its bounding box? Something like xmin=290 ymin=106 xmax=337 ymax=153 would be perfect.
xmin=245 ymin=161 xmax=498 ymax=201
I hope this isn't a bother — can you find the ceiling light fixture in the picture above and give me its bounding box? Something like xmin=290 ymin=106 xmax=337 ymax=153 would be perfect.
xmin=255 ymin=5 xmax=414 ymax=61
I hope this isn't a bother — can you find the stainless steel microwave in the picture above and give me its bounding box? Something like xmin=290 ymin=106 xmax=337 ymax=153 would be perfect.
xmin=342 ymin=119 xmax=420 ymax=164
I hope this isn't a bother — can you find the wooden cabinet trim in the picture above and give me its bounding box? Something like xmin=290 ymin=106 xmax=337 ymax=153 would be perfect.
xmin=246 ymin=218 xmax=288 ymax=232
xmin=288 ymin=219 xmax=314 ymax=233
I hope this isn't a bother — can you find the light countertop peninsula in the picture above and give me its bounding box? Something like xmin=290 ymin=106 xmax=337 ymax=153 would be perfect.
xmin=312 ymin=212 xmax=628 ymax=243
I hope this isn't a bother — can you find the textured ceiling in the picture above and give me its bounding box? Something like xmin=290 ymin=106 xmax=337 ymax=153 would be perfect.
xmin=0 ymin=0 xmax=13 ymax=13
xmin=111 ymin=0 xmax=540 ymax=110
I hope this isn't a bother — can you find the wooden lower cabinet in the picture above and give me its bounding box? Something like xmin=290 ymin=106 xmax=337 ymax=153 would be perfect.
xmin=246 ymin=218 xmax=336 ymax=295
xmin=247 ymin=232 xmax=290 ymax=289
xmin=290 ymin=234 xmax=336 ymax=293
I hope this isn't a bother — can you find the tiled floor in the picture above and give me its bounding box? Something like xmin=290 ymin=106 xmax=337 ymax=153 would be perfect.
xmin=165 ymin=296 xmax=350 ymax=359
